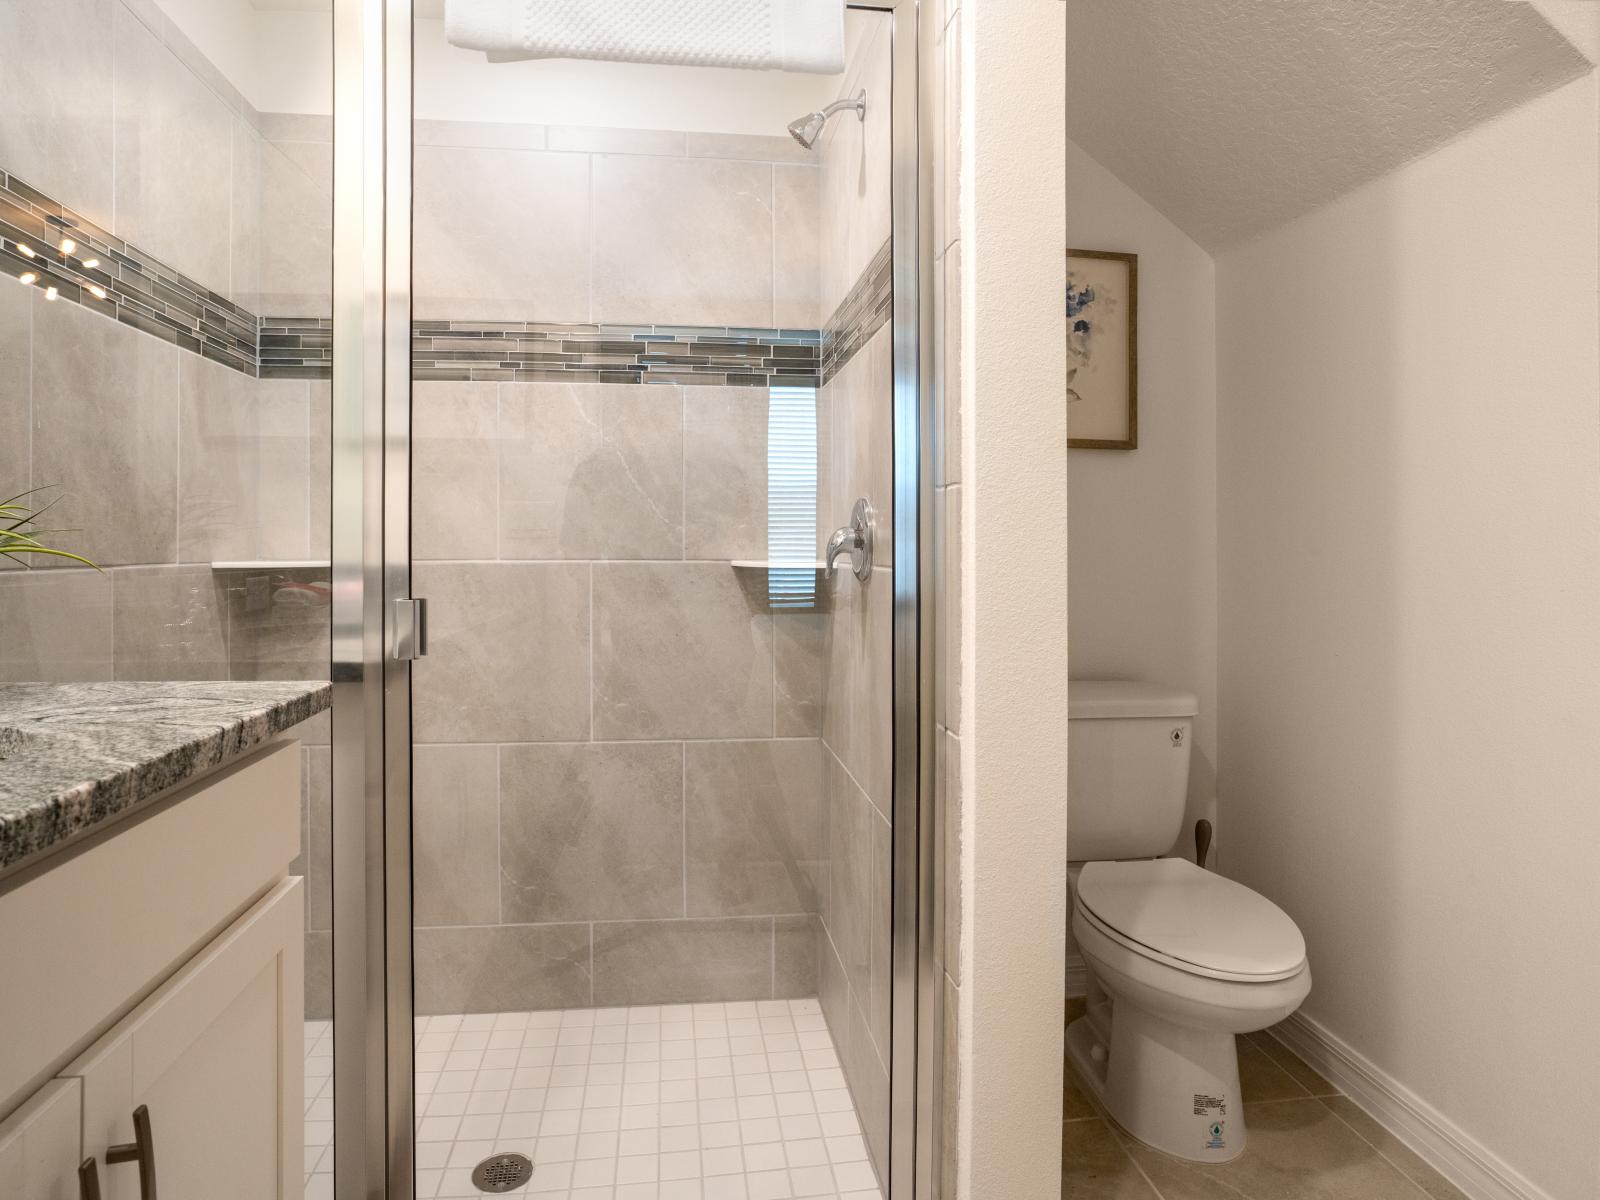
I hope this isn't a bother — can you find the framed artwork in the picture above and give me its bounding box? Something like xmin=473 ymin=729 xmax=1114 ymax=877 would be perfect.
xmin=1066 ymin=249 xmax=1138 ymax=450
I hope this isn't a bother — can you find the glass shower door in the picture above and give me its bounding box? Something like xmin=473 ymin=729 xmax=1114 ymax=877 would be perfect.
xmin=397 ymin=5 xmax=908 ymax=1199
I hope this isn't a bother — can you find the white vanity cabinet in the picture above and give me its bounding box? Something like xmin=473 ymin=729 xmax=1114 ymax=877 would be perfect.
xmin=0 ymin=1081 xmax=81 ymax=1200
xmin=0 ymin=739 xmax=307 ymax=1200
xmin=68 ymin=880 xmax=303 ymax=1200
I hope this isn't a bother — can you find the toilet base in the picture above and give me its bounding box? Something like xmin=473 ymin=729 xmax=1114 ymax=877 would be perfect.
xmin=1066 ymin=1006 xmax=1246 ymax=1164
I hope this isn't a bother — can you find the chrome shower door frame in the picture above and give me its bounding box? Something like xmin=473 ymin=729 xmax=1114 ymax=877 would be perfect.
xmin=329 ymin=1 xmax=942 ymax=1195
xmin=330 ymin=1 xmax=416 ymax=1197
xmin=872 ymin=3 xmax=942 ymax=1198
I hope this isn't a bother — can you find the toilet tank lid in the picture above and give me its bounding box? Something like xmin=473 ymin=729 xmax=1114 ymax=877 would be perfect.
xmin=1069 ymin=681 xmax=1199 ymax=719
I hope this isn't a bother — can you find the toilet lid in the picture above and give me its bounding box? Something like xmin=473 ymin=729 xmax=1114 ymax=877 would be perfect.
xmin=1075 ymin=859 xmax=1307 ymax=980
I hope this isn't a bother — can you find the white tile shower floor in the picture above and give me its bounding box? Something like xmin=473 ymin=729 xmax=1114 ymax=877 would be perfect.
xmin=304 ymin=998 xmax=884 ymax=1200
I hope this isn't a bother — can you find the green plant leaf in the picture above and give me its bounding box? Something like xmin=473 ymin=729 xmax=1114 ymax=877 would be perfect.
xmin=0 ymin=484 xmax=101 ymax=571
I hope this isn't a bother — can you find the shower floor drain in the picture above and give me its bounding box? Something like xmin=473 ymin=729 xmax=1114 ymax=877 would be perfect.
xmin=470 ymin=1152 xmax=533 ymax=1193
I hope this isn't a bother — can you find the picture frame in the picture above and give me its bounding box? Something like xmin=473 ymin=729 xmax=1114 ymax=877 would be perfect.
xmin=1066 ymin=248 xmax=1138 ymax=450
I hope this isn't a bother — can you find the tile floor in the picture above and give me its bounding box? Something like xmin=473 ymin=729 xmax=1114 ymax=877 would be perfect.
xmin=1061 ymin=999 xmax=1470 ymax=1199
xmin=305 ymin=998 xmax=884 ymax=1200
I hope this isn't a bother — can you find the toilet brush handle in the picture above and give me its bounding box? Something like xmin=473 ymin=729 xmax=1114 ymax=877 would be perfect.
xmin=1195 ymin=819 xmax=1214 ymax=870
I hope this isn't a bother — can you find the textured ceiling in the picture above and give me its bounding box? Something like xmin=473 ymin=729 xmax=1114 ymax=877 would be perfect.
xmin=1065 ymin=0 xmax=1592 ymax=251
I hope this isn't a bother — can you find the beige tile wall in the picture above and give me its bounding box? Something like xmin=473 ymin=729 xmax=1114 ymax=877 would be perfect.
xmin=0 ymin=0 xmax=328 ymax=581
xmin=406 ymin=376 xmax=830 ymax=1015
xmin=259 ymin=121 xmax=332 ymax=319
xmin=409 ymin=122 xmax=820 ymax=327
xmin=258 ymin=107 xmax=835 ymax=1015
xmin=0 ymin=0 xmax=117 ymax=228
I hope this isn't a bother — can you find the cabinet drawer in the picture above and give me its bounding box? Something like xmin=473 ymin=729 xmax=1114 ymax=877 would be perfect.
xmin=63 ymin=878 xmax=304 ymax=1200
xmin=0 ymin=741 xmax=301 ymax=1114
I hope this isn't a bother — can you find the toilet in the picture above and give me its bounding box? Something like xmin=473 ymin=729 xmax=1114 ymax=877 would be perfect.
xmin=1065 ymin=681 xmax=1311 ymax=1164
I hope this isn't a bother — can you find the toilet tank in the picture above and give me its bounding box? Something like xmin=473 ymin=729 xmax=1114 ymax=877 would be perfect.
xmin=1069 ymin=681 xmax=1199 ymax=862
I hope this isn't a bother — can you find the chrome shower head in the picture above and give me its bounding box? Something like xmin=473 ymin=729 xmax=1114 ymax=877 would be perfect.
xmin=787 ymin=90 xmax=866 ymax=149
xmin=787 ymin=111 xmax=828 ymax=149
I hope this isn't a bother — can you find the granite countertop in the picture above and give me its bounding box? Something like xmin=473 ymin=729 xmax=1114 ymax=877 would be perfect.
xmin=0 ymin=681 xmax=332 ymax=873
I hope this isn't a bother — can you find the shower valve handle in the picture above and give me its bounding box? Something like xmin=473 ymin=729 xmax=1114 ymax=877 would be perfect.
xmin=825 ymin=498 xmax=875 ymax=583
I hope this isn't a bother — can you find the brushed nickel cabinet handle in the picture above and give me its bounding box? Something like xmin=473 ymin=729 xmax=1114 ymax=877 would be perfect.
xmin=104 ymin=1105 xmax=157 ymax=1200
xmin=78 ymin=1157 xmax=103 ymax=1200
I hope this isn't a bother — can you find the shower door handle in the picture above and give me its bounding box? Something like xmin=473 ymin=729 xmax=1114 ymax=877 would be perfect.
xmin=393 ymin=598 xmax=429 ymax=660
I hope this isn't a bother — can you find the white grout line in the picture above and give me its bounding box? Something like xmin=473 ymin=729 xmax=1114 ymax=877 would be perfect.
xmin=680 ymin=741 xmax=689 ymax=919
xmin=1120 ymin=1135 xmax=1168 ymax=1199
xmin=495 ymin=743 xmax=504 ymax=926
xmin=586 ymin=154 xmax=596 ymax=323
xmin=25 ymin=285 xmax=33 ymax=495
xmin=493 ymin=382 xmax=503 ymax=560
xmin=413 ymin=915 xmax=816 ymax=933
xmin=410 ymin=737 xmax=823 ymax=749
xmin=588 ymin=562 xmax=595 ymax=740
xmin=173 ymin=348 xmax=183 ymax=565
xmin=679 ymin=384 xmax=687 ymax=562
xmin=770 ymin=164 xmax=779 ymax=328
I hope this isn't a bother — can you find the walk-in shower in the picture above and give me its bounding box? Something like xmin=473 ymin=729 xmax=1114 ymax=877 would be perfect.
xmin=0 ymin=0 xmax=934 ymax=1196
xmin=384 ymin=10 xmax=906 ymax=1196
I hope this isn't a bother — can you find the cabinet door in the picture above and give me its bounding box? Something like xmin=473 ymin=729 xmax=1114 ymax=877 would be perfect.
xmin=65 ymin=879 xmax=304 ymax=1200
xmin=0 ymin=740 xmax=301 ymax=1115
xmin=0 ymin=1079 xmax=81 ymax=1200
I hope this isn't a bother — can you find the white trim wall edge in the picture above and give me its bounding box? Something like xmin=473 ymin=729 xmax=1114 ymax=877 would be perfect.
xmin=1268 ymin=1012 xmax=1555 ymax=1200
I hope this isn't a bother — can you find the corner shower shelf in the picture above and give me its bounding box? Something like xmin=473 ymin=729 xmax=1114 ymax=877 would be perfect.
xmin=210 ymin=560 xmax=331 ymax=571
xmin=729 ymin=560 xmax=828 ymax=571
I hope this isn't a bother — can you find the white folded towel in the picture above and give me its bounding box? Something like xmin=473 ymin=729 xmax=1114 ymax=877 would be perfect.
xmin=445 ymin=0 xmax=844 ymax=74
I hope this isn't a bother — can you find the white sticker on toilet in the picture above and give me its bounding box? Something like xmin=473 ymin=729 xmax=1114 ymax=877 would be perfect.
xmin=1192 ymin=1093 xmax=1227 ymax=1118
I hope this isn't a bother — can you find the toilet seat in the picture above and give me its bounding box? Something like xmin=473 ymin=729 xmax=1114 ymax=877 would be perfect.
xmin=1075 ymin=858 xmax=1306 ymax=983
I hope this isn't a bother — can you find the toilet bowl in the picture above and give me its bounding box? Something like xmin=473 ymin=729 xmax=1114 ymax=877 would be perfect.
xmin=1065 ymin=856 xmax=1310 ymax=1162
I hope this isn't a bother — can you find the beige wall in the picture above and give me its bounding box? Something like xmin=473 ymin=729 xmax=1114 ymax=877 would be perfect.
xmin=1217 ymin=70 xmax=1600 ymax=1200
xmin=950 ymin=0 xmax=1070 ymax=1196
xmin=1063 ymin=137 xmax=1218 ymax=980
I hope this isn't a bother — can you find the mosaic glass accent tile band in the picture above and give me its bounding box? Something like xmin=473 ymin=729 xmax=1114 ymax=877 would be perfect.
xmin=0 ymin=169 xmax=258 ymax=375
xmin=821 ymin=238 xmax=892 ymax=385
xmin=0 ymin=165 xmax=888 ymax=393
xmin=260 ymin=318 xmax=823 ymax=387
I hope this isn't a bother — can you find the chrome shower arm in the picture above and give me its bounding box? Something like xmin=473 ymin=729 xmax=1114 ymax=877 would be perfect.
xmin=822 ymin=91 xmax=867 ymax=122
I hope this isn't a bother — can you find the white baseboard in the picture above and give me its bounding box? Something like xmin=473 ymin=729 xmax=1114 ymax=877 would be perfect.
xmin=1063 ymin=954 xmax=1088 ymax=998
xmin=1270 ymin=1012 xmax=1554 ymax=1200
